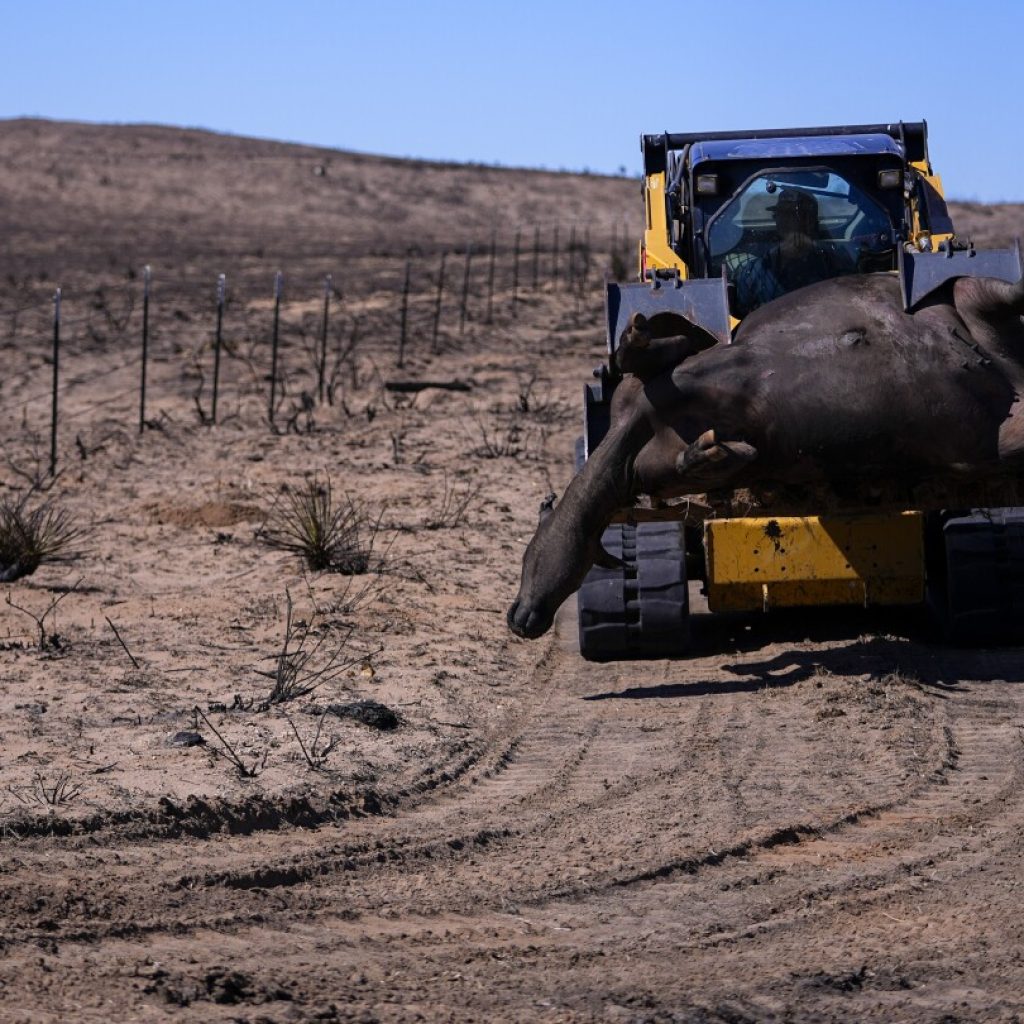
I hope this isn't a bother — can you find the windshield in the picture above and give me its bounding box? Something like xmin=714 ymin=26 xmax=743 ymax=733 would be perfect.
xmin=705 ymin=168 xmax=895 ymax=316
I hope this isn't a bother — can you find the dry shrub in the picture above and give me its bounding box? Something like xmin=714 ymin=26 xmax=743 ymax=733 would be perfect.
xmin=515 ymin=371 xmax=572 ymax=422
xmin=425 ymin=470 xmax=477 ymax=530
xmin=470 ymin=414 xmax=526 ymax=458
xmin=0 ymin=493 xmax=83 ymax=582
xmin=262 ymin=590 xmax=362 ymax=705
xmin=259 ymin=476 xmax=384 ymax=574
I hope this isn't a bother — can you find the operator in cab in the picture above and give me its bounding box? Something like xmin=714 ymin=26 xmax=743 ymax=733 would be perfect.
xmin=734 ymin=188 xmax=851 ymax=315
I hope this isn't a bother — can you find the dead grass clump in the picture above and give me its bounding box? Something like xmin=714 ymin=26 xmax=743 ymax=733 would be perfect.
xmin=303 ymin=571 xmax=385 ymax=622
xmin=515 ymin=371 xmax=572 ymax=422
xmin=5 ymin=579 xmax=81 ymax=652
xmin=193 ymin=705 xmax=266 ymax=779
xmin=8 ymin=769 xmax=83 ymax=808
xmin=471 ymin=414 xmax=526 ymax=459
xmin=468 ymin=405 xmax=551 ymax=461
xmin=259 ymin=477 xmax=384 ymax=574
xmin=876 ymin=669 xmax=924 ymax=690
xmin=258 ymin=589 xmax=374 ymax=707
xmin=425 ymin=470 xmax=477 ymax=530
xmin=284 ymin=710 xmax=340 ymax=772
xmin=0 ymin=493 xmax=84 ymax=581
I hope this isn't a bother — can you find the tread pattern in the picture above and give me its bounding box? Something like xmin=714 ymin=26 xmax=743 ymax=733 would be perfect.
xmin=939 ymin=507 xmax=1024 ymax=644
xmin=578 ymin=522 xmax=690 ymax=660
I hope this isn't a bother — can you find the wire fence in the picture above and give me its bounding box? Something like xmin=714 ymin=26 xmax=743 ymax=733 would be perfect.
xmin=0 ymin=222 xmax=635 ymax=479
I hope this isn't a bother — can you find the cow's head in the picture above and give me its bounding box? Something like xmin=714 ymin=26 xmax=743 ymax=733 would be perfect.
xmin=507 ymin=492 xmax=620 ymax=639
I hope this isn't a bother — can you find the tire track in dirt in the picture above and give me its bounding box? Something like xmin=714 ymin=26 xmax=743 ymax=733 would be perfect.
xmin=2 ymin=609 xmax=1024 ymax=1021
xmin=0 ymin=630 xmax=581 ymax=946
xmin=555 ymin=683 xmax=1024 ymax=1020
xmin=0 ymin=655 xmax=909 ymax=937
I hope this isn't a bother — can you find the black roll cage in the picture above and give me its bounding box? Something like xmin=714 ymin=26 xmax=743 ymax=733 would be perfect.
xmin=642 ymin=121 xmax=929 ymax=175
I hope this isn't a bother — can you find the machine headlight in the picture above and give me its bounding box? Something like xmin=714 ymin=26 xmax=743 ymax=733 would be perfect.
xmin=696 ymin=174 xmax=719 ymax=196
xmin=878 ymin=168 xmax=903 ymax=189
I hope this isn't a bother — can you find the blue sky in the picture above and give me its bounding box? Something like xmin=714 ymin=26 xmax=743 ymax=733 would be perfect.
xmin=1 ymin=0 xmax=1021 ymax=202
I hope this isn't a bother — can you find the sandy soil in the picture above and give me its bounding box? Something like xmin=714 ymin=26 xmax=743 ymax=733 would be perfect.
xmin=1 ymin=120 xmax=1024 ymax=1023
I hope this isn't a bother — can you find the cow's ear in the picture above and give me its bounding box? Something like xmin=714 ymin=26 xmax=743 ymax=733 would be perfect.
xmin=592 ymin=545 xmax=623 ymax=570
xmin=538 ymin=493 xmax=557 ymax=522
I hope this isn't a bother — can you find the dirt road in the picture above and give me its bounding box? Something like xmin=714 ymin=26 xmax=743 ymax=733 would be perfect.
xmin=3 ymin=596 xmax=1024 ymax=1021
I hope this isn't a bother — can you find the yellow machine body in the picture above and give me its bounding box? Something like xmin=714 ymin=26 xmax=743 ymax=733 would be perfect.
xmin=704 ymin=512 xmax=924 ymax=613
xmin=580 ymin=123 xmax=1024 ymax=659
xmin=908 ymin=162 xmax=953 ymax=253
xmin=633 ymin=126 xmax=951 ymax=617
xmin=642 ymin=171 xmax=688 ymax=277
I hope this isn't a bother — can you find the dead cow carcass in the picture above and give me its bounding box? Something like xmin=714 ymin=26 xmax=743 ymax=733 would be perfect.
xmin=508 ymin=270 xmax=1024 ymax=648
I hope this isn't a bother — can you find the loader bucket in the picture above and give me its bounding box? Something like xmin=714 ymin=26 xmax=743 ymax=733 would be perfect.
xmin=899 ymin=240 xmax=1023 ymax=311
xmin=605 ymin=274 xmax=732 ymax=356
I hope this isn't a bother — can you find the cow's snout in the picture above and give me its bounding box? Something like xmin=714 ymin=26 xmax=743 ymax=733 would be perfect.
xmin=506 ymin=599 xmax=553 ymax=640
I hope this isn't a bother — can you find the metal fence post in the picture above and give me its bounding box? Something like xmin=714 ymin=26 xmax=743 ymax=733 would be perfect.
xmin=581 ymin=225 xmax=591 ymax=294
xmin=486 ymin=231 xmax=496 ymax=324
xmin=511 ymin=228 xmax=521 ymax=316
xmin=431 ymin=251 xmax=447 ymax=354
xmin=139 ymin=265 xmax=150 ymax=434
xmin=49 ymin=288 xmax=61 ymax=477
xmin=532 ymin=226 xmax=540 ymax=290
xmin=318 ymin=273 xmax=331 ymax=403
xmin=212 ymin=273 xmax=225 ymax=424
xmin=398 ymin=258 xmax=411 ymax=368
xmin=269 ymin=271 xmax=282 ymax=424
xmin=568 ymin=223 xmax=577 ymax=287
xmin=459 ymin=245 xmax=473 ymax=335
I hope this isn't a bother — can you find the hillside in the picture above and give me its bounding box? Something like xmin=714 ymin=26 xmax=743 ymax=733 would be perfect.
xmin=3 ymin=120 xmax=1020 ymax=283
xmin=0 ymin=118 xmax=638 ymax=298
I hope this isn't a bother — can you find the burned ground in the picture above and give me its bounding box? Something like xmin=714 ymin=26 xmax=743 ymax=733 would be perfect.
xmin=0 ymin=119 xmax=1023 ymax=1022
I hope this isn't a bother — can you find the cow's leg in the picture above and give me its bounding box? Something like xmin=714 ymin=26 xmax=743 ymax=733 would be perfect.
xmin=508 ymin=383 xmax=654 ymax=639
xmin=629 ymin=356 xmax=761 ymax=496
xmin=632 ymin=429 xmax=758 ymax=498
xmin=676 ymin=429 xmax=757 ymax=484
xmin=615 ymin=314 xmax=716 ymax=380
xmin=953 ymin=274 xmax=1024 ymax=322
xmin=631 ymin=424 xmax=755 ymax=496
xmin=952 ymin=275 xmax=1024 ymax=461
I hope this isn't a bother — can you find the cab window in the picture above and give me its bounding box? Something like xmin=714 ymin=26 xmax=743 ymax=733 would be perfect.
xmin=705 ymin=169 xmax=895 ymax=316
